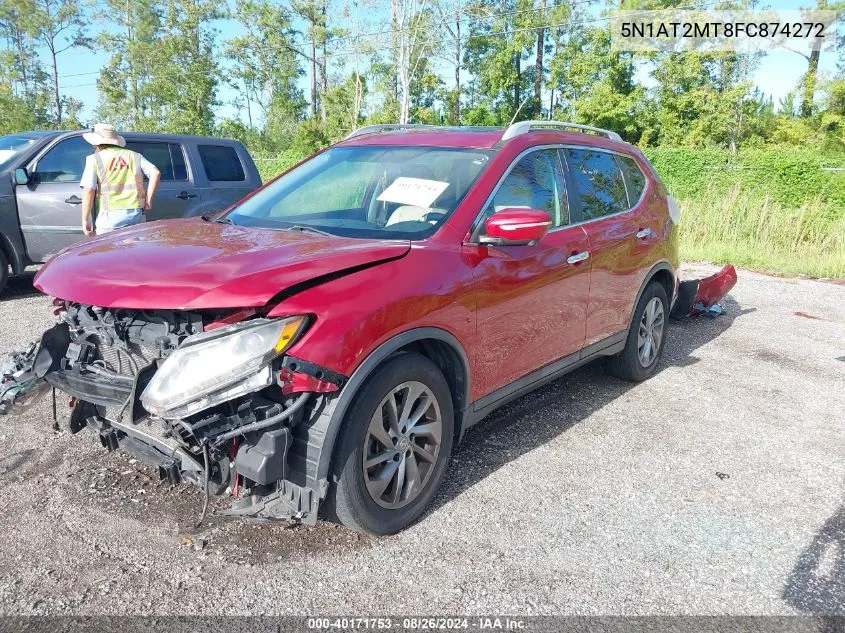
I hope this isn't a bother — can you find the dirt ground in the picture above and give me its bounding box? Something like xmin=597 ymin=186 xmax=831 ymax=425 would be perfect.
xmin=0 ymin=264 xmax=842 ymax=615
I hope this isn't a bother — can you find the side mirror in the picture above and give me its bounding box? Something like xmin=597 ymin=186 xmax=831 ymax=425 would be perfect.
xmin=13 ymin=167 xmax=29 ymax=186
xmin=480 ymin=208 xmax=552 ymax=246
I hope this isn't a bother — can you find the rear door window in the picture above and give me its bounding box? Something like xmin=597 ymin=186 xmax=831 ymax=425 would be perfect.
xmin=198 ymin=144 xmax=245 ymax=182
xmin=126 ymin=141 xmax=188 ymax=181
xmin=34 ymin=136 xmax=90 ymax=183
xmin=563 ymin=148 xmax=629 ymax=221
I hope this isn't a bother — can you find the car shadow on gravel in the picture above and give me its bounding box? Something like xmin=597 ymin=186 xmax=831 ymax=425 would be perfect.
xmin=1 ymin=270 xmax=39 ymax=300
xmin=782 ymin=501 xmax=845 ymax=616
xmin=430 ymin=296 xmax=755 ymax=515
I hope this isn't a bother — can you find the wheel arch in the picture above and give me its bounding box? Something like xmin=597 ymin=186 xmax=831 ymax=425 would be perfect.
xmin=627 ymin=262 xmax=675 ymax=331
xmin=314 ymin=327 xmax=471 ymax=484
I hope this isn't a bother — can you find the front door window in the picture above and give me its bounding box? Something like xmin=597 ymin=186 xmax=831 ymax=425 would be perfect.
xmin=34 ymin=136 xmax=90 ymax=184
xmin=481 ymin=149 xmax=569 ymax=233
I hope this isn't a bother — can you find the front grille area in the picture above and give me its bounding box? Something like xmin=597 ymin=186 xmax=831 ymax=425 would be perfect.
xmin=46 ymin=332 xmax=162 ymax=410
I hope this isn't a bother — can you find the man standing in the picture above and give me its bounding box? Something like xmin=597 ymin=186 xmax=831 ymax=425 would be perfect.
xmin=80 ymin=123 xmax=161 ymax=236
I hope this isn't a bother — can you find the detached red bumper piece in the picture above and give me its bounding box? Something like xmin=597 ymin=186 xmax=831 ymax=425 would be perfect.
xmin=671 ymin=264 xmax=738 ymax=318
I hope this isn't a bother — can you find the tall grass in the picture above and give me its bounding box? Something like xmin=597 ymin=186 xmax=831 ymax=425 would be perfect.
xmin=678 ymin=186 xmax=845 ymax=279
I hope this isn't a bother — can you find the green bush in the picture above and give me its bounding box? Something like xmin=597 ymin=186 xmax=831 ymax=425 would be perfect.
xmin=645 ymin=148 xmax=844 ymax=277
xmin=644 ymin=147 xmax=845 ymax=216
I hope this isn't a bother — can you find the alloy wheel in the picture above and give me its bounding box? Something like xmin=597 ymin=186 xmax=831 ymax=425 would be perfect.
xmin=637 ymin=297 xmax=665 ymax=367
xmin=363 ymin=381 xmax=443 ymax=509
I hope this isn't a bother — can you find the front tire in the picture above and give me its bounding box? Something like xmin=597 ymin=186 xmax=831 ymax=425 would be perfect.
xmin=0 ymin=249 xmax=8 ymax=296
xmin=325 ymin=352 xmax=454 ymax=535
xmin=609 ymin=281 xmax=669 ymax=382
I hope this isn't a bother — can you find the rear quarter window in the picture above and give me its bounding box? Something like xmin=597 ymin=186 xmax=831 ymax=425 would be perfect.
xmin=198 ymin=144 xmax=245 ymax=182
xmin=617 ymin=155 xmax=647 ymax=204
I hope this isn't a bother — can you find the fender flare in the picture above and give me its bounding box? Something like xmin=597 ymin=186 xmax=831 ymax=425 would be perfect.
xmin=626 ymin=261 xmax=676 ymax=331
xmin=313 ymin=327 xmax=471 ymax=484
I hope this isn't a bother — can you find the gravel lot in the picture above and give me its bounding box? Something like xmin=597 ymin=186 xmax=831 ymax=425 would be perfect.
xmin=0 ymin=264 xmax=842 ymax=616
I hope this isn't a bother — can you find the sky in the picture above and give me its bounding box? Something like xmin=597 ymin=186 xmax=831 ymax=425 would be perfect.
xmin=54 ymin=0 xmax=841 ymax=126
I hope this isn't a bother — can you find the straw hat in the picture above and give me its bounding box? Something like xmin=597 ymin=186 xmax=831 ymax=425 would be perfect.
xmin=82 ymin=123 xmax=126 ymax=147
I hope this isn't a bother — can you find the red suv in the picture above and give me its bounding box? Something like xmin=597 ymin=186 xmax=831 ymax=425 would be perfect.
xmin=3 ymin=122 xmax=679 ymax=534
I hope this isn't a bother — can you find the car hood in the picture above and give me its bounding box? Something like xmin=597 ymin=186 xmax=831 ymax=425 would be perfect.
xmin=34 ymin=219 xmax=411 ymax=309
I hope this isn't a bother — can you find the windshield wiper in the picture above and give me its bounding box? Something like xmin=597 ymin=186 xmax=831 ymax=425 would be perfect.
xmin=286 ymin=225 xmax=334 ymax=236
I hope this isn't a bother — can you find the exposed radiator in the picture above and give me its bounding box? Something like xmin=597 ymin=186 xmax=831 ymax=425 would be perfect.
xmin=88 ymin=334 xmax=158 ymax=376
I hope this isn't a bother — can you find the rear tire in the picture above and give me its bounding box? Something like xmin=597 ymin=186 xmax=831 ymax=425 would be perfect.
xmin=0 ymin=249 xmax=8 ymax=296
xmin=609 ymin=281 xmax=668 ymax=382
xmin=324 ymin=352 xmax=454 ymax=535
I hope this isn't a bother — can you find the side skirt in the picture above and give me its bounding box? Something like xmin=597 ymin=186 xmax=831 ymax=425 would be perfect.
xmin=463 ymin=331 xmax=626 ymax=429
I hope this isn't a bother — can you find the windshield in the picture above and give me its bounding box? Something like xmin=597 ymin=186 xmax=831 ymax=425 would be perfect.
xmin=0 ymin=135 xmax=37 ymax=170
xmin=226 ymin=145 xmax=493 ymax=239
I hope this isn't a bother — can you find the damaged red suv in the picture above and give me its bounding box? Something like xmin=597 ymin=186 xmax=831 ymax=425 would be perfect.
xmin=1 ymin=122 xmax=679 ymax=535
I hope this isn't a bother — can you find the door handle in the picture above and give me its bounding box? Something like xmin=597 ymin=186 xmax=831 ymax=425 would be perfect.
xmin=567 ymin=251 xmax=590 ymax=265
xmin=64 ymin=195 xmax=82 ymax=205
xmin=635 ymin=228 xmax=653 ymax=239
xmin=176 ymin=191 xmax=197 ymax=200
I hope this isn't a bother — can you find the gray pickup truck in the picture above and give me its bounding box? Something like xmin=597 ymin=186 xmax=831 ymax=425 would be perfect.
xmin=0 ymin=130 xmax=261 ymax=294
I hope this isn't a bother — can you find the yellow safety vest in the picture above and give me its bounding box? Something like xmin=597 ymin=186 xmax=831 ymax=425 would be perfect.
xmin=88 ymin=148 xmax=146 ymax=212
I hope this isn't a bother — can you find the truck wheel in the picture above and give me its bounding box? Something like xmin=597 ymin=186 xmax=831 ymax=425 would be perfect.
xmin=609 ymin=281 xmax=669 ymax=382
xmin=325 ymin=352 xmax=454 ymax=535
xmin=0 ymin=249 xmax=8 ymax=295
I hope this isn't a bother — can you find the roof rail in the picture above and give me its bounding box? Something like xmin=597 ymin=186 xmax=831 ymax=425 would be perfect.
xmin=344 ymin=124 xmax=441 ymax=140
xmin=501 ymin=120 xmax=622 ymax=142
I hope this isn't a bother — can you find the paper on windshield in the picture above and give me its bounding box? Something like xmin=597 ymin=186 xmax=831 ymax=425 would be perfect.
xmin=376 ymin=177 xmax=450 ymax=209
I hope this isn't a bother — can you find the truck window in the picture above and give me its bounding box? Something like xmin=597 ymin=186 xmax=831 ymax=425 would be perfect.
xmin=198 ymin=144 xmax=245 ymax=182
xmin=126 ymin=141 xmax=188 ymax=181
xmin=35 ymin=136 xmax=91 ymax=184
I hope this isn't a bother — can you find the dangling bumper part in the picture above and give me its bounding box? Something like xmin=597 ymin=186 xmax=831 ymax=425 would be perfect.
xmin=671 ymin=264 xmax=738 ymax=318
xmin=0 ymin=343 xmax=49 ymax=415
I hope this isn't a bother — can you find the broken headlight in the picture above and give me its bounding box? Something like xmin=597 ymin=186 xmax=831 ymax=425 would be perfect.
xmin=141 ymin=316 xmax=308 ymax=419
